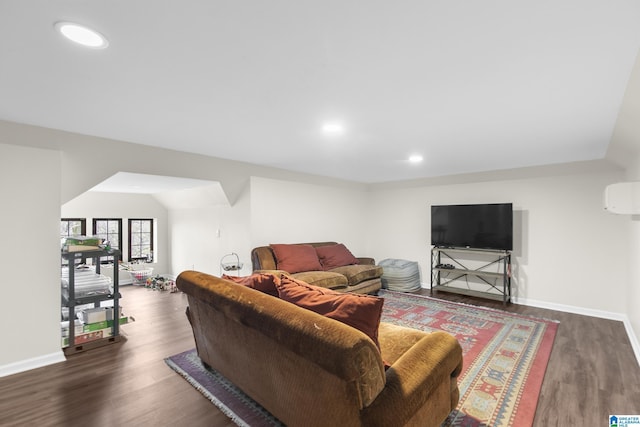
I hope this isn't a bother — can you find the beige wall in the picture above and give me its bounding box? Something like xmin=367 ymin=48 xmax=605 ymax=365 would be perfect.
xmin=1 ymin=119 xmax=638 ymax=375
xmin=0 ymin=119 xmax=365 ymax=375
xmin=0 ymin=120 xmax=365 ymax=206
xmin=0 ymin=143 xmax=64 ymax=370
xmin=366 ymin=167 xmax=628 ymax=312
xmin=249 ymin=177 xmax=369 ymax=254
xmin=607 ymin=48 xmax=640 ymax=358
xmin=625 ymin=159 xmax=640 ymax=352
xmin=167 ymin=176 xmax=370 ymax=277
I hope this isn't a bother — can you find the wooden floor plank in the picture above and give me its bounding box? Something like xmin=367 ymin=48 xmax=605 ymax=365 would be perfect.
xmin=0 ymin=286 xmax=638 ymax=426
xmin=428 ymin=289 xmax=640 ymax=425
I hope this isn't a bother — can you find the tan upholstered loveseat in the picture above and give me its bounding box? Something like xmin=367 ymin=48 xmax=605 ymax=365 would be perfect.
xmin=177 ymin=270 xmax=463 ymax=427
xmin=251 ymin=242 xmax=383 ymax=294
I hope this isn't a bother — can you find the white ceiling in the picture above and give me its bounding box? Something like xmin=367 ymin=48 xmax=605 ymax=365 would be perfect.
xmin=88 ymin=172 xmax=229 ymax=206
xmin=89 ymin=172 xmax=219 ymax=194
xmin=1 ymin=1 xmax=640 ymax=184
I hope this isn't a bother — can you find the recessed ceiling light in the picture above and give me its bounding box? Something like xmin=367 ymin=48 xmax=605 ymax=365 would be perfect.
xmin=55 ymin=21 xmax=109 ymax=49
xmin=409 ymin=154 xmax=423 ymax=163
xmin=322 ymin=122 xmax=345 ymax=136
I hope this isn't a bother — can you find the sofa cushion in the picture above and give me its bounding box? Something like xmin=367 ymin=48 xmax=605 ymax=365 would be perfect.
xmin=222 ymin=273 xmax=280 ymax=296
xmin=291 ymin=271 xmax=348 ymax=289
xmin=329 ymin=264 xmax=384 ymax=286
xmin=276 ymin=275 xmax=384 ymax=348
xmin=315 ymin=243 xmax=359 ymax=270
xmin=270 ymin=244 xmax=323 ymax=274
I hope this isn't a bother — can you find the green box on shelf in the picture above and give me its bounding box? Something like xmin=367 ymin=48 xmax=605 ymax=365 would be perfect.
xmin=82 ymin=317 xmax=128 ymax=332
xmin=65 ymin=236 xmax=102 ymax=246
xmin=63 ymin=236 xmax=103 ymax=252
xmin=61 ymin=316 xmax=128 ymax=336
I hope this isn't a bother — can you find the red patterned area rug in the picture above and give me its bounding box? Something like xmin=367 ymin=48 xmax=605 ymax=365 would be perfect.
xmin=380 ymin=290 xmax=559 ymax=427
xmin=165 ymin=290 xmax=558 ymax=427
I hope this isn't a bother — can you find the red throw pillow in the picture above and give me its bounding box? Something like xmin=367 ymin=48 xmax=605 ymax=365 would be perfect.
xmin=222 ymin=273 xmax=280 ymax=296
xmin=315 ymin=243 xmax=359 ymax=270
xmin=276 ymin=275 xmax=384 ymax=348
xmin=269 ymin=244 xmax=323 ymax=274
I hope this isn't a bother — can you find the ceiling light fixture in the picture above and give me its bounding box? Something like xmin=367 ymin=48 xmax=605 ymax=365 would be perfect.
xmin=322 ymin=122 xmax=345 ymax=136
xmin=409 ymin=154 xmax=423 ymax=163
xmin=55 ymin=21 xmax=109 ymax=49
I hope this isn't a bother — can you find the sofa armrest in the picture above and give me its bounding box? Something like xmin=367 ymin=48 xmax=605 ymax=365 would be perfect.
xmin=361 ymin=331 xmax=463 ymax=427
xmin=251 ymin=246 xmax=278 ymax=270
xmin=357 ymin=257 xmax=375 ymax=265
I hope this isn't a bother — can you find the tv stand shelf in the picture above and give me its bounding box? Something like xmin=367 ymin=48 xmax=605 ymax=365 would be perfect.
xmin=430 ymin=247 xmax=511 ymax=305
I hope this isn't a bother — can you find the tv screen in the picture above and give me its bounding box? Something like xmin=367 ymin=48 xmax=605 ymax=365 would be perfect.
xmin=431 ymin=203 xmax=513 ymax=251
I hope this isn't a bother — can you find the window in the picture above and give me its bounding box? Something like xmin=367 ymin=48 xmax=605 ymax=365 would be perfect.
xmin=60 ymin=218 xmax=87 ymax=265
xmin=93 ymin=218 xmax=122 ymax=261
xmin=60 ymin=218 xmax=86 ymax=238
xmin=128 ymin=219 xmax=154 ymax=262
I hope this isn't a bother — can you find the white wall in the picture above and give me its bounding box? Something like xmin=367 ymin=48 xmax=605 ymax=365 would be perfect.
xmin=605 ymin=45 xmax=640 ymax=353
xmin=366 ymin=168 xmax=629 ymax=313
xmin=624 ymin=157 xmax=640 ymax=348
xmin=0 ymin=119 xmax=366 ymax=375
xmin=0 ymin=143 xmax=65 ymax=372
xmin=630 ymin=213 xmax=640 ymax=342
xmin=0 ymin=120 xmax=364 ymax=206
xmin=249 ymin=176 xmax=369 ymax=255
xmin=168 ymin=182 xmax=252 ymax=277
xmin=2 ymin=119 xmax=638 ymax=374
xmin=168 ymin=176 xmax=372 ymax=280
xmin=61 ymin=191 xmax=170 ymax=274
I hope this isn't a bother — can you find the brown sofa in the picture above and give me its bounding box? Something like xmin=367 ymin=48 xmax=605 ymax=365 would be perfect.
xmin=251 ymin=242 xmax=383 ymax=294
xmin=177 ymin=270 xmax=463 ymax=427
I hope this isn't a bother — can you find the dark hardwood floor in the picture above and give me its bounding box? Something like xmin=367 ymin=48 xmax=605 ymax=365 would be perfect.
xmin=0 ymin=285 xmax=638 ymax=426
xmin=426 ymin=289 xmax=640 ymax=425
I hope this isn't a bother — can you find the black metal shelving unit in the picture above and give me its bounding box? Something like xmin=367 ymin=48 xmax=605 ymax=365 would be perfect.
xmin=61 ymin=248 xmax=121 ymax=355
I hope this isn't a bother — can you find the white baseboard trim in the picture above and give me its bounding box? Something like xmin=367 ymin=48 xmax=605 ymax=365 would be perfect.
xmin=0 ymin=350 xmax=65 ymax=378
xmin=513 ymin=296 xmax=625 ymax=321
xmin=514 ymin=296 xmax=640 ymax=368
xmin=623 ymin=318 xmax=640 ymax=368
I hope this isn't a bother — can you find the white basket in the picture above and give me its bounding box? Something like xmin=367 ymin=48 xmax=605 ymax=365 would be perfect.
xmin=220 ymin=253 xmax=243 ymax=275
xmin=131 ymin=268 xmax=154 ymax=285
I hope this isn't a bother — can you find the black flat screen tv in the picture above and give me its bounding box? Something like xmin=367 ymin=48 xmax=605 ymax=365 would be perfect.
xmin=431 ymin=203 xmax=513 ymax=251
